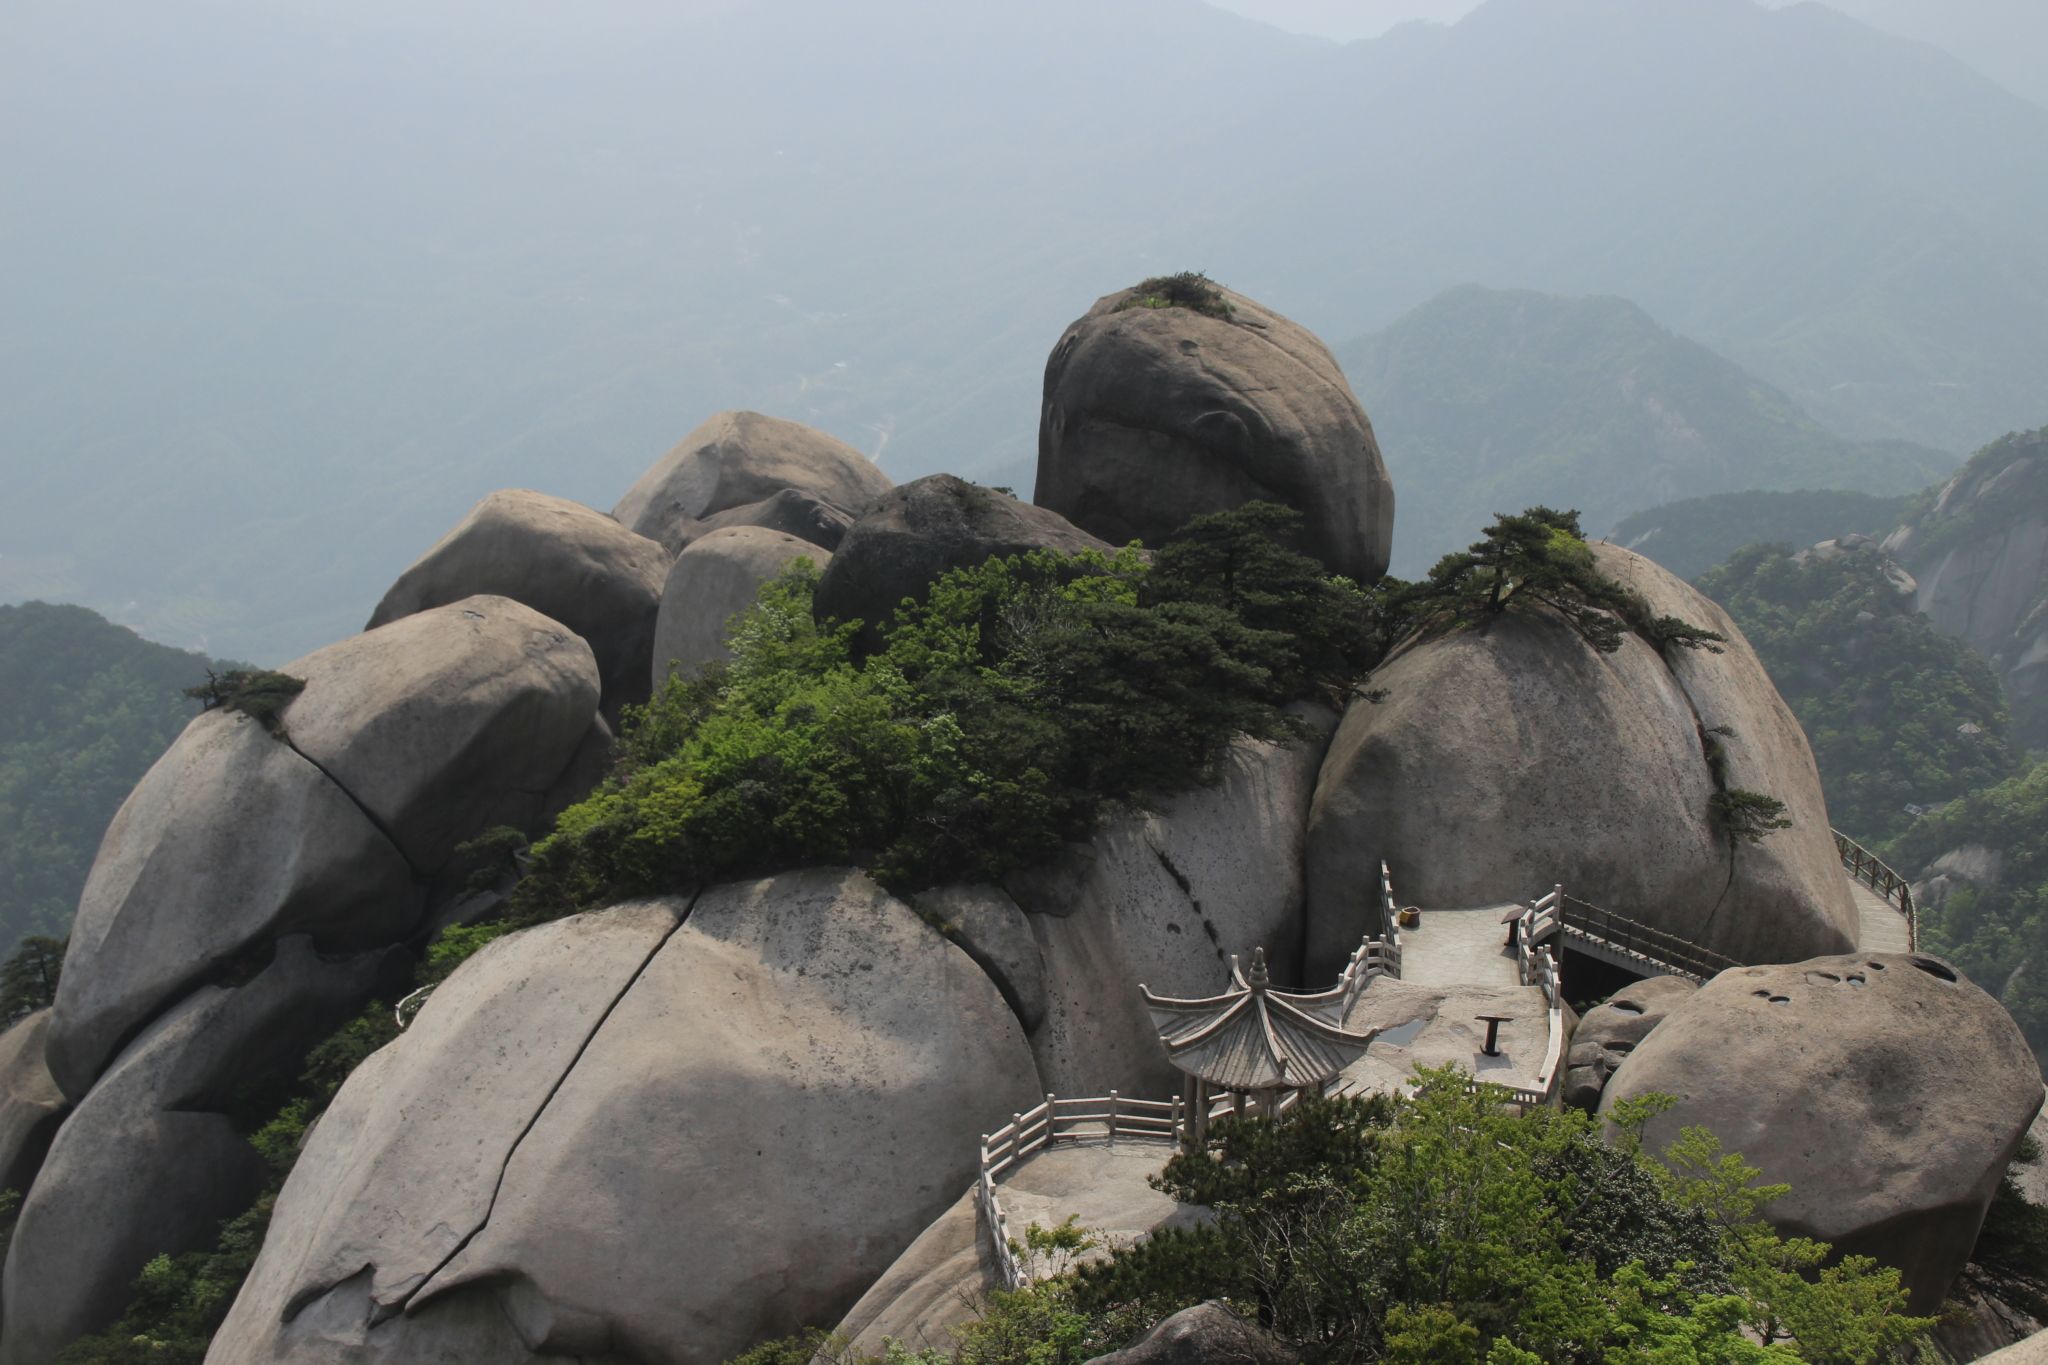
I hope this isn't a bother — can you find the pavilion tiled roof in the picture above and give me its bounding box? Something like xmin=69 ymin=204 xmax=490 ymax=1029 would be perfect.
xmin=1141 ymin=948 xmax=1379 ymax=1092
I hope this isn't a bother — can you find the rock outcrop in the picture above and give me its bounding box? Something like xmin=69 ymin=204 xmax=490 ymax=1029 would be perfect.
xmin=0 ymin=1011 xmax=65 ymax=1198
xmin=1602 ymin=951 xmax=2043 ymax=1312
xmin=1561 ymin=975 xmax=1695 ymax=1113
xmin=1 ymin=939 xmax=398 ymax=1364
xmin=650 ymin=525 xmax=832 ymax=686
xmin=814 ymin=475 xmax=1112 ymax=649
xmin=366 ymin=489 xmax=668 ymax=716
xmin=1304 ymin=544 xmax=1856 ymax=979
xmin=1083 ymin=1302 xmax=1294 ymax=1365
xmin=46 ymin=595 xmax=601 ymax=1097
xmin=209 ymin=870 xmax=1040 ymax=1365
xmin=613 ymin=411 xmax=892 ymax=554
xmin=1885 ymin=427 xmax=2048 ymax=746
xmin=1006 ymin=716 xmax=1336 ymax=1097
xmin=1037 ymin=281 xmax=1394 ymax=581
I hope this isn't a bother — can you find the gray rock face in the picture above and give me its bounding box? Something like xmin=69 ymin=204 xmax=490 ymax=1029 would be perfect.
xmin=284 ymin=595 xmax=601 ymax=874
xmin=47 ymin=711 xmax=417 ymax=1099
xmin=0 ymin=1011 xmax=66 ymax=1197
xmin=1979 ymin=1325 xmax=2048 ymax=1363
xmin=1 ymin=939 xmax=396 ymax=1364
xmin=366 ymin=489 xmax=668 ymax=715
xmin=669 ymin=486 xmax=858 ymax=555
xmin=1037 ymin=283 xmax=1394 ymax=582
xmin=650 ymin=526 xmax=831 ymax=687
xmin=1083 ymin=1302 xmax=1294 ymax=1365
xmin=613 ymin=411 xmax=892 ymax=554
xmin=814 ymin=474 xmax=1113 ymax=648
xmin=1562 ymin=975 xmax=1695 ymax=1113
xmin=1008 ymin=718 xmax=1335 ymax=1097
xmin=1305 ymin=544 xmax=1856 ymax=980
xmin=1602 ymin=951 xmax=2044 ymax=1313
xmin=915 ymin=884 xmax=1048 ymax=1034
xmin=210 ymin=870 xmax=1040 ymax=1365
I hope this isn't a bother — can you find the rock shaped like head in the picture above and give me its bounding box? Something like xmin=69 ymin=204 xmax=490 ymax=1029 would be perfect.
xmin=1036 ymin=278 xmax=1394 ymax=581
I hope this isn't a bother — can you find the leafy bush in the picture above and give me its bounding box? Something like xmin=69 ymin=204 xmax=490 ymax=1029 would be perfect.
xmin=511 ymin=503 xmax=1380 ymax=922
xmin=1116 ymin=271 xmax=1234 ymax=320
xmin=182 ymin=668 xmax=307 ymax=737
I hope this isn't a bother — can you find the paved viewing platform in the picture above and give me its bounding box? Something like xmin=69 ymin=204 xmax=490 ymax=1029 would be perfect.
xmin=1852 ymin=878 xmax=1913 ymax=953
xmin=1393 ymin=902 xmax=1524 ymax=988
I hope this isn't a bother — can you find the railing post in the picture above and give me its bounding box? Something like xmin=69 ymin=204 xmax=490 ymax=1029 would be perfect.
xmin=1107 ymin=1090 xmax=1119 ymax=1144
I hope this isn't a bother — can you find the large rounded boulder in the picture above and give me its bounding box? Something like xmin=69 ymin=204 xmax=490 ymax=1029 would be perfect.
xmin=650 ymin=526 xmax=832 ymax=687
xmin=814 ymin=474 xmax=1111 ymax=648
xmin=1561 ymin=975 xmax=1695 ymax=1113
xmin=1304 ymin=544 xmax=1856 ymax=978
xmin=0 ymin=1011 xmax=66 ymax=1198
xmin=366 ymin=489 xmax=668 ymax=715
xmin=1601 ymin=951 xmax=2043 ymax=1312
xmin=613 ymin=410 xmax=892 ymax=554
xmin=208 ymin=869 xmax=1040 ymax=1365
xmin=46 ymin=595 xmax=600 ymax=1098
xmin=1036 ymin=280 xmax=1394 ymax=580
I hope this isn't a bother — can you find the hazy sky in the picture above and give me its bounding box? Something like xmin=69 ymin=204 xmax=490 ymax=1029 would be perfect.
xmin=1210 ymin=0 xmax=2046 ymax=103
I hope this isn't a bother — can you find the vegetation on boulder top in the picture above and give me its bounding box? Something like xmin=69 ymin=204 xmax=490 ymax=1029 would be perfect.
xmin=181 ymin=668 xmax=307 ymax=738
xmin=511 ymin=502 xmax=1380 ymax=922
xmin=1115 ymin=271 xmax=1235 ymax=321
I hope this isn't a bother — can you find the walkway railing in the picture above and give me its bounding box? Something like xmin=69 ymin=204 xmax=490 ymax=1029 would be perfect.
xmin=1334 ymin=860 xmax=1404 ymax=1014
xmin=1834 ymin=829 xmax=1918 ymax=951
xmin=1532 ymin=887 xmax=1742 ymax=983
xmin=976 ymin=1091 xmax=1183 ymax=1288
xmin=1509 ymin=890 xmax=1567 ymax=1106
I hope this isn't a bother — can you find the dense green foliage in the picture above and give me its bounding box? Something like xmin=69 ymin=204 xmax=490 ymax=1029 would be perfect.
xmin=1116 ymin=271 xmax=1234 ymax=320
xmin=0 ymin=603 xmax=234 ymax=948
xmin=513 ymin=504 xmax=1378 ymax=920
xmin=1886 ymin=762 xmax=2048 ymax=1063
xmin=1612 ymin=490 xmax=1910 ymax=582
xmin=1335 ymin=286 xmax=1955 ymax=579
xmin=737 ymin=1075 xmax=1932 ymax=1365
xmin=1697 ymin=543 xmax=2012 ymax=843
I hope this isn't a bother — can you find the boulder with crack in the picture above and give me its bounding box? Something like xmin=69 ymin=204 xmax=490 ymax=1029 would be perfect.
xmin=208 ymin=870 xmax=1039 ymax=1364
xmin=650 ymin=525 xmax=832 ymax=687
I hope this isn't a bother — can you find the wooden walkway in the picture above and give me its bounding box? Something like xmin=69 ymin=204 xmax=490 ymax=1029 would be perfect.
xmin=1852 ymin=877 xmax=1913 ymax=953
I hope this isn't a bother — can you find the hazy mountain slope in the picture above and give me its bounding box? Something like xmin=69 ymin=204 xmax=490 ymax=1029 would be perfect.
xmin=1610 ymin=489 xmax=1909 ymax=581
xmin=1336 ymin=286 xmax=1953 ymax=573
xmin=0 ymin=604 xmax=225 ymax=950
xmin=2 ymin=0 xmax=2043 ymax=661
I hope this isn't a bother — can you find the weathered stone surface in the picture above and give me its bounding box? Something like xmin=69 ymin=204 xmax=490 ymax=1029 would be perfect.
xmin=0 ymin=1011 xmax=65 ymax=1199
xmin=814 ymin=475 xmax=1112 ymax=648
xmin=1 ymin=939 xmax=396 ymax=1364
xmin=1010 ymin=718 xmax=1336 ymax=1097
xmin=1562 ymin=975 xmax=1695 ymax=1113
xmin=1602 ymin=951 xmax=2044 ymax=1312
xmin=1305 ymin=544 xmax=1856 ymax=980
xmin=650 ymin=526 xmax=831 ymax=686
xmin=1083 ymin=1302 xmax=1294 ymax=1365
xmin=1037 ymin=282 xmax=1394 ymax=582
xmin=286 ymin=595 xmax=601 ymax=875
xmin=613 ymin=411 xmax=891 ymax=554
xmin=366 ymin=489 xmax=668 ymax=715
xmin=209 ymin=903 xmax=684 ymax=1351
xmin=211 ymin=871 xmax=1040 ymax=1364
xmin=47 ymin=711 xmax=417 ymax=1099
xmin=668 ymin=487 xmax=858 ymax=555
xmin=840 ymin=1143 xmax=1209 ymax=1355
xmin=916 ymin=884 xmax=1047 ymax=1034
xmin=1979 ymin=1325 xmax=2048 ymax=1362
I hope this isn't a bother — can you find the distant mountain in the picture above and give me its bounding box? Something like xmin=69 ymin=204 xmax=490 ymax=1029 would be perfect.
xmin=1611 ymin=491 xmax=1910 ymax=582
xmin=3 ymin=0 xmax=2045 ymax=660
xmin=0 ymin=603 xmax=225 ymax=950
xmin=1337 ymin=287 xmax=1953 ymax=575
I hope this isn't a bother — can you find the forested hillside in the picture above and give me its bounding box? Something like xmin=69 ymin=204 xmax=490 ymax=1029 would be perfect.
xmin=0 ymin=603 xmax=223 ymax=949
xmin=1695 ymin=542 xmax=2012 ymax=843
xmin=1612 ymin=488 xmax=1909 ymax=581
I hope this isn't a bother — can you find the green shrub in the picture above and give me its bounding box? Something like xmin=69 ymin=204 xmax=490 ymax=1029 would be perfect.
xmin=1116 ymin=271 xmax=1234 ymax=320
xmin=0 ymin=934 xmax=64 ymax=1021
xmin=511 ymin=503 xmax=1380 ymax=923
xmin=182 ymin=668 xmax=307 ymax=737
